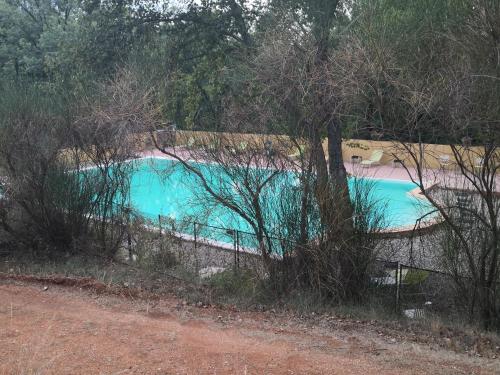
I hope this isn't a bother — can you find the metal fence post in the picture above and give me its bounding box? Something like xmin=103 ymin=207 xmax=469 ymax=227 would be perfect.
xmin=193 ymin=221 xmax=197 ymax=250
xmin=194 ymin=221 xmax=200 ymax=274
xmin=395 ymin=262 xmax=401 ymax=312
xmin=158 ymin=215 xmax=163 ymax=253
xmin=233 ymin=230 xmax=237 ymax=270
xmin=236 ymin=230 xmax=240 ymax=269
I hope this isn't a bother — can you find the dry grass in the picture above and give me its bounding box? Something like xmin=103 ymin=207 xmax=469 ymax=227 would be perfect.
xmin=1 ymin=248 xmax=499 ymax=361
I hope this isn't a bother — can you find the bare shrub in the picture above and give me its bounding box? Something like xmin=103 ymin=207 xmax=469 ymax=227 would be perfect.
xmin=332 ymin=1 xmax=500 ymax=329
xmin=0 ymin=84 xmax=94 ymax=253
xmin=0 ymin=70 xmax=159 ymax=258
xmin=152 ymin=132 xmax=292 ymax=270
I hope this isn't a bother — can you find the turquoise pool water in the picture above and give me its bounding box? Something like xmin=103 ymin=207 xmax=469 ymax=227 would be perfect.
xmin=127 ymin=157 xmax=431 ymax=247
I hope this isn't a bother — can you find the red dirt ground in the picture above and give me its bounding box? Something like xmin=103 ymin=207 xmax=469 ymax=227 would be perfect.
xmin=0 ymin=280 xmax=498 ymax=375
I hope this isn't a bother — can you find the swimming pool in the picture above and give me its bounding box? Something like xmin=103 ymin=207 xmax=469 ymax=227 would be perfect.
xmin=127 ymin=157 xmax=432 ymax=247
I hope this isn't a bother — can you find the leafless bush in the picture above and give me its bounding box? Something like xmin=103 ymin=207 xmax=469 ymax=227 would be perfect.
xmin=400 ymin=145 xmax=500 ymax=330
xmin=332 ymin=2 xmax=500 ymax=329
xmin=69 ymin=69 xmax=159 ymax=257
xmin=152 ymin=131 xmax=293 ymax=271
xmin=0 ymin=86 xmax=94 ymax=253
xmin=0 ymin=69 xmax=159 ymax=258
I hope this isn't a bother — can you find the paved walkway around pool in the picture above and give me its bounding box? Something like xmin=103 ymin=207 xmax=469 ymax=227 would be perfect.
xmin=345 ymin=162 xmax=421 ymax=182
xmin=346 ymin=162 xmax=499 ymax=192
xmin=140 ymin=149 xmax=500 ymax=194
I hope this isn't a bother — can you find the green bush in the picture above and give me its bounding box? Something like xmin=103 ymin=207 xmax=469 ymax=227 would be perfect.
xmin=134 ymin=239 xmax=178 ymax=273
xmin=404 ymin=269 xmax=429 ymax=285
xmin=208 ymin=269 xmax=260 ymax=301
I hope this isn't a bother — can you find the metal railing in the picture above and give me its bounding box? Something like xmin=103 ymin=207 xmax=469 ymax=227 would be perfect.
xmin=150 ymin=214 xmax=470 ymax=316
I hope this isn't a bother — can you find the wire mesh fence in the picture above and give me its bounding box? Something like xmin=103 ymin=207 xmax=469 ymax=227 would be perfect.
xmin=144 ymin=215 xmax=472 ymax=318
xmin=369 ymin=259 xmax=470 ymax=319
xmin=142 ymin=216 xmax=267 ymax=278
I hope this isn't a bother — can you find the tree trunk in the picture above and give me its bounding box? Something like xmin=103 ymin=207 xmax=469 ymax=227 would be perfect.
xmin=327 ymin=118 xmax=354 ymax=234
xmin=327 ymin=118 xmax=349 ymax=189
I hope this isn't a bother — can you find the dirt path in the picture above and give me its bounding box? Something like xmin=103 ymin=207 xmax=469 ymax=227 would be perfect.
xmin=0 ymin=281 xmax=497 ymax=375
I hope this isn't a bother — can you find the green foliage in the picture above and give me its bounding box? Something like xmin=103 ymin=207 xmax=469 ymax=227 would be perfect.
xmin=164 ymin=54 xmax=228 ymax=130
xmin=136 ymin=247 xmax=178 ymax=274
xmin=0 ymin=80 xmax=135 ymax=256
xmin=0 ymin=0 xmax=496 ymax=142
xmin=133 ymin=230 xmax=179 ymax=273
xmin=0 ymin=0 xmax=147 ymax=87
xmin=0 ymin=0 xmax=262 ymax=131
xmin=404 ymin=270 xmax=429 ymax=285
xmin=208 ymin=269 xmax=261 ymax=301
xmin=0 ymin=82 xmax=86 ymax=249
xmin=338 ymin=0 xmax=498 ymax=144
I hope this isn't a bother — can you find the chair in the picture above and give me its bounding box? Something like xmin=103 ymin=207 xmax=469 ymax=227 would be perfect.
xmin=438 ymin=155 xmax=452 ymax=169
xmin=239 ymin=141 xmax=248 ymax=152
xmin=178 ymin=137 xmax=195 ymax=149
xmin=288 ymin=144 xmax=307 ymax=159
xmin=231 ymin=141 xmax=248 ymax=154
xmin=264 ymin=140 xmax=274 ymax=157
xmin=360 ymin=150 xmax=384 ymax=168
xmin=206 ymin=138 xmax=221 ymax=152
xmin=392 ymin=158 xmax=404 ymax=168
xmin=474 ymin=157 xmax=484 ymax=171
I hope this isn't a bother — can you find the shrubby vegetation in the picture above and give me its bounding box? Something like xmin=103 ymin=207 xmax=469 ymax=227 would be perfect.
xmin=0 ymin=71 xmax=148 ymax=257
xmin=0 ymin=0 xmax=498 ymax=330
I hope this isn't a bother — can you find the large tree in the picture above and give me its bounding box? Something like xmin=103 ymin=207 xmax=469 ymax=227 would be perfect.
xmin=335 ymin=0 xmax=500 ymax=329
xmin=259 ymin=0 xmax=371 ymax=299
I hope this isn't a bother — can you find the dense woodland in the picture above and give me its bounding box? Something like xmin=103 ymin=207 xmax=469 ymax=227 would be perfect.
xmin=0 ymin=1 xmax=499 ymax=330
xmin=1 ymin=0 xmax=498 ymax=142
